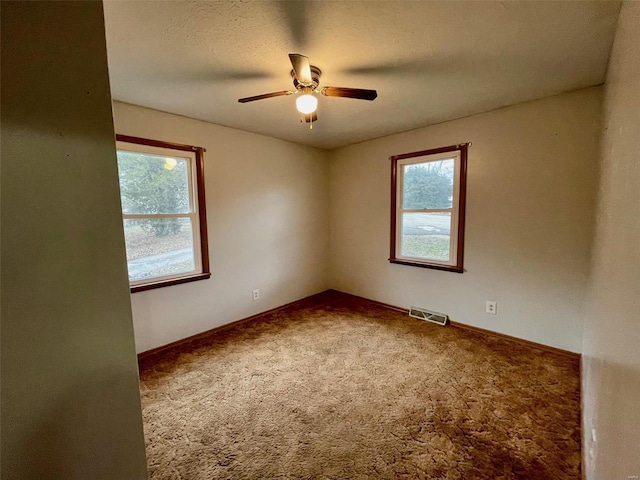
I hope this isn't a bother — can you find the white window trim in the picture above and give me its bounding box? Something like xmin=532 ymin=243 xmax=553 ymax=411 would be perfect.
xmin=395 ymin=151 xmax=461 ymax=267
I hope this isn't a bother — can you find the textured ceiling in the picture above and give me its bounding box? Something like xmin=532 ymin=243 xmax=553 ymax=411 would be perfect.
xmin=103 ymin=1 xmax=621 ymax=150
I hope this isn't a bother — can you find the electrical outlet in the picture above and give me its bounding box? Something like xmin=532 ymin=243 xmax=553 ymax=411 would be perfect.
xmin=252 ymin=289 xmax=260 ymax=301
xmin=486 ymin=301 xmax=497 ymax=315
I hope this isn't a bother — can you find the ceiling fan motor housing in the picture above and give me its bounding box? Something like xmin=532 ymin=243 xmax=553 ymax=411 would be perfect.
xmin=291 ymin=65 xmax=322 ymax=90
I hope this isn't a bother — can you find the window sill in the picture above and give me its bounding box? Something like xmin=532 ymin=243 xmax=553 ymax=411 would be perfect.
xmin=389 ymin=258 xmax=463 ymax=273
xmin=130 ymin=272 xmax=211 ymax=293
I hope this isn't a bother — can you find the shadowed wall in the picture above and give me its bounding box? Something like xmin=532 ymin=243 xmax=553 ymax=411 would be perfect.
xmin=581 ymin=2 xmax=640 ymax=478
xmin=1 ymin=2 xmax=148 ymax=478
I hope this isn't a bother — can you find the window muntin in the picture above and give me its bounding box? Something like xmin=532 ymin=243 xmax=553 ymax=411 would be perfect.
xmin=390 ymin=144 xmax=468 ymax=272
xmin=115 ymin=135 xmax=210 ymax=291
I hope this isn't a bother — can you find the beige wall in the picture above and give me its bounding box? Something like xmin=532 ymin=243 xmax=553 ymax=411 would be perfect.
xmin=1 ymin=2 xmax=148 ymax=479
xmin=329 ymin=87 xmax=602 ymax=353
xmin=1 ymin=1 xmax=635 ymax=476
xmin=582 ymin=2 xmax=640 ymax=478
xmin=112 ymin=102 xmax=330 ymax=353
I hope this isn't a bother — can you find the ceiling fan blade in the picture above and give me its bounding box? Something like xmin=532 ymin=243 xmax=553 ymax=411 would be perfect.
xmin=238 ymin=91 xmax=292 ymax=103
xmin=320 ymin=87 xmax=378 ymax=101
xmin=302 ymin=112 xmax=318 ymax=123
xmin=289 ymin=53 xmax=312 ymax=84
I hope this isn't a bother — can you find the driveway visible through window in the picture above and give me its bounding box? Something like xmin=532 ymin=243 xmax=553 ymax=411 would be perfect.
xmin=115 ymin=135 xmax=210 ymax=292
xmin=390 ymin=144 xmax=468 ymax=272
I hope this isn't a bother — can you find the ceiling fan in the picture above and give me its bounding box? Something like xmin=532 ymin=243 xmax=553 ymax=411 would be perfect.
xmin=238 ymin=53 xmax=377 ymax=126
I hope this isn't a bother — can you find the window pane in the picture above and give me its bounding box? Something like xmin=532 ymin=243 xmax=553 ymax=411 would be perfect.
xmin=401 ymin=212 xmax=451 ymax=261
xmin=402 ymin=159 xmax=454 ymax=209
xmin=123 ymin=218 xmax=195 ymax=281
xmin=117 ymin=150 xmax=190 ymax=214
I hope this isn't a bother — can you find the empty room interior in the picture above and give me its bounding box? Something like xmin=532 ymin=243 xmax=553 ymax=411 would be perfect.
xmin=2 ymin=1 xmax=639 ymax=479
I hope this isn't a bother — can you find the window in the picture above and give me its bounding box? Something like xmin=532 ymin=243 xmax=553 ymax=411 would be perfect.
xmin=390 ymin=144 xmax=468 ymax=272
xmin=115 ymin=134 xmax=210 ymax=292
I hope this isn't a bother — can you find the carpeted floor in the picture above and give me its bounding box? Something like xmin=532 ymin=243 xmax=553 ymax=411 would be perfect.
xmin=138 ymin=290 xmax=581 ymax=479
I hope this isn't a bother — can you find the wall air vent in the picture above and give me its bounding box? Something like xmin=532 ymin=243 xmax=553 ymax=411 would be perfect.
xmin=409 ymin=307 xmax=448 ymax=326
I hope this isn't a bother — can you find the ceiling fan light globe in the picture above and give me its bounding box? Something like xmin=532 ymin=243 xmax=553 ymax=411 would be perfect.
xmin=296 ymin=94 xmax=318 ymax=114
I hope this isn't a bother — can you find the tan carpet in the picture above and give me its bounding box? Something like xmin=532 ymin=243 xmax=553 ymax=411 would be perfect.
xmin=138 ymin=290 xmax=581 ymax=479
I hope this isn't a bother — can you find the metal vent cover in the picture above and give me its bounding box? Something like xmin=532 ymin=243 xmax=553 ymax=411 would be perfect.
xmin=409 ymin=307 xmax=448 ymax=326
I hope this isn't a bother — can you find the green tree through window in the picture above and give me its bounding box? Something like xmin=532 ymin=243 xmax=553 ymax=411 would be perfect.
xmin=117 ymin=151 xmax=189 ymax=237
xmin=403 ymin=161 xmax=453 ymax=209
xmin=390 ymin=144 xmax=468 ymax=273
